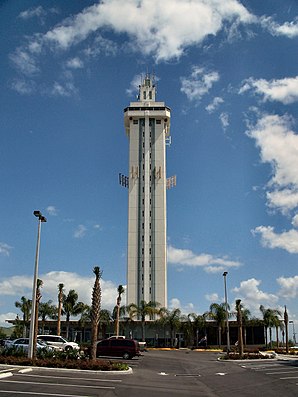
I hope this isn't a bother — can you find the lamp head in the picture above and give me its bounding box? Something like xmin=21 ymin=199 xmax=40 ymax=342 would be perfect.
xmin=223 ymin=271 xmax=228 ymax=277
xmin=33 ymin=210 xmax=41 ymax=218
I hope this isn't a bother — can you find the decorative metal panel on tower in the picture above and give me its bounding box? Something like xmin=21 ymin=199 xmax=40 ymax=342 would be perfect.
xmin=124 ymin=75 xmax=171 ymax=309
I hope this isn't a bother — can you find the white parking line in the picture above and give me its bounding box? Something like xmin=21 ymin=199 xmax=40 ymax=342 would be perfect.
xmin=0 ymin=372 xmax=13 ymax=379
xmin=0 ymin=368 xmax=19 ymax=374
xmin=14 ymin=373 xmax=122 ymax=383
xmin=0 ymin=380 xmax=115 ymax=390
xmin=267 ymin=370 xmax=298 ymax=375
xmin=0 ymin=391 xmax=93 ymax=396
xmin=250 ymin=364 xmax=281 ymax=370
xmin=19 ymin=368 xmax=33 ymax=374
xmin=280 ymin=376 xmax=298 ymax=380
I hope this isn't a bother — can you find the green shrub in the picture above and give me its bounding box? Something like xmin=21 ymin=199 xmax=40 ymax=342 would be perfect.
xmin=0 ymin=355 xmax=129 ymax=371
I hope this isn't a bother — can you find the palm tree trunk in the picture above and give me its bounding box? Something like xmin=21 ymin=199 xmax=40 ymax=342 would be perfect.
xmin=57 ymin=301 xmax=62 ymax=336
xmin=276 ymin=326 xmax=279 ymax=349
xmin=66 ymin=313 xmax=70 ymax=340
xmin=141 ymin=319 xmax=145 ymax=342
xmin=218 ymin=326 xmax=222 ymax=347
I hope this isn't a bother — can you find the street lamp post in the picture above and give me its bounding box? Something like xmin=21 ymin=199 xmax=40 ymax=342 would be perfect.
xmin=223 ymin=271 xmax=230 ymax=353
xmin=284 ymin=306 xmax=289 ymax=354
xmin=28 ymin=211 xmax=47 ymax=359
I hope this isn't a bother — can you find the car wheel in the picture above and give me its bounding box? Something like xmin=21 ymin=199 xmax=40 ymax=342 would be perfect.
xmin=123 ymin=352 xmax=131 ymax=360
xmin=65 ymin=346 xmax=73 ymax=352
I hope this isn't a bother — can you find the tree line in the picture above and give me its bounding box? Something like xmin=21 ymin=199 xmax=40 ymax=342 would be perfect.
xmin=13 ymin=267 xmax=288 ymax=358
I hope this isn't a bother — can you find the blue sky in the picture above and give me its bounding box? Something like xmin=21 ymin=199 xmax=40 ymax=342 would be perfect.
xmin=1 ymin=1 xmax=298 ymax=335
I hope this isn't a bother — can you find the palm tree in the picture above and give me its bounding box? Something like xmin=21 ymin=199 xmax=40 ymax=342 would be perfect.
xmin=57 ymin=283 xmax=64 ymax=336
xmin=154 ymin=306 xmax=170 ymax=346
xmin=15 ymin=296 xmax=32 ymax=337
xmin=260 ymin=305 xmax=282 ymax=348
xmin=79 ymin=306 xmax=112 ymax=341
xmin=166 ymin=308 xmax=182 ymax=347
xmin=90 ymin=266 xmax=102 ymax=360
xmin=240 ymin=306 xmax=251 ymax=346
xmin=62 ymin=289 xmax=85 ymax=340
xmin=235 ymin=299 xmax=244 ymax=358
xmin=187 ymin=313 xmax=206 ymax=347
xmin=208 ymin=303 xmax=229 ymax=347
xmin=114 ymin=285 xmax=125 ymax=337
xmin=127 ymin=300 xmax=160 ymax=341
xmin=99 ymin=309 xmax=112 ymax=339
xmin=39 ymin=300 xmax=58 ymax=334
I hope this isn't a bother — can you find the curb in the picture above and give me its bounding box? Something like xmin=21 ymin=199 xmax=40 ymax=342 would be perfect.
xmin=0 ymin=363 xmax=133 ymax=375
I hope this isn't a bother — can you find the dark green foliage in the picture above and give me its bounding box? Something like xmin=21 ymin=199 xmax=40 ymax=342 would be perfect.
xmin=0 ymin=354 xmax=129 ymax=371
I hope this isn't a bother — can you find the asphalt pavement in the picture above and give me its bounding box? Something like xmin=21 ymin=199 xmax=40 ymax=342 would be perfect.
xmin=0 ymin=350 xmax=297 ymax=396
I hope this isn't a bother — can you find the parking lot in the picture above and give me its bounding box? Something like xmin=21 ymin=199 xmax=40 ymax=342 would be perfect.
xmin=0 ymin=351 xmax=298 ymax=396
xmin=0 ymin=364 xmax=129 ymax=396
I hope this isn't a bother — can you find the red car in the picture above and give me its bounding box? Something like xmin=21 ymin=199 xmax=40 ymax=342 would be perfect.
xmin=96 ymin=338 xmax=140 ymax=359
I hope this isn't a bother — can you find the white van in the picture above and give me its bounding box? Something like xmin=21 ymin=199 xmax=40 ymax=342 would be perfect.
xmin=37 ymin=335 xmax=79 ymax=351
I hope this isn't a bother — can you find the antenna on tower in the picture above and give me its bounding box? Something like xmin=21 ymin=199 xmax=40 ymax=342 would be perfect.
xmin=152 ymin=67 xmax=156 ymax=85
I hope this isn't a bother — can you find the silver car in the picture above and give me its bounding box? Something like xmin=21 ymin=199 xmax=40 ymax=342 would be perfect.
xmin=37 ymin=335 xmax=79 ymax=351
xmin=9 ymin=338 xmax=53 ymax=352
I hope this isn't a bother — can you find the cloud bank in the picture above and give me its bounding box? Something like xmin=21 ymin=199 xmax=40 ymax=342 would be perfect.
xmin=167 ymin=245 xmax=241 ymax=273
xmin=247 ymin=114 xmax=298 ymax=253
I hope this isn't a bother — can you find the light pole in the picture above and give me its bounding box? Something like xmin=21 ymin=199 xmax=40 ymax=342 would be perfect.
xmin=289 ymin=321 xmax=297 ymax=344
xmin=28 ymin=211 xmax=47 ymax=359
xmin=223 ymin=271 xmax=230 ymax=352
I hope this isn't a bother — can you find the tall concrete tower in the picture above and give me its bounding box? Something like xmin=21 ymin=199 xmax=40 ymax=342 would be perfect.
xmin=123 ymin=75 xmax=172 ymax=309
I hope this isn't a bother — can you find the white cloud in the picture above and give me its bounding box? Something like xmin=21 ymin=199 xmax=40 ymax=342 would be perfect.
xmin=46 ymin=206 xmax=58 ymax=216
xmin=277 ymin=275 xmax=298 ymax=299
xmin=126 ymin=74 xmax=143 ymax=97
xmin=205 ymin=293 xmax=219 ymax=302
xmin=247 ymin=114 xmax=298 ymax=211
xmin=248 ymin=113 xmax=298 ymax=253
xmin=168 ymin=298 xmax=194 ymax=314
xmin=219 ymin=112 xmax=229 ymax=129
xmin=233 ymin=278 xmax=278 ymax=316
xmin=252 ymin=226 xmax=298 ymax=254
xmin=0 ymin=271 xmax=121 ymax=315
xmin=74 ymin=224 xmax=87 ymax=239
xmin=0 ymin=243 xmax=13 ymax=257
xmin=167 ymin=245 xmax=241 ymax=273
xmin=292 ymin=214 xmax=298 ymax=228
xmin=9 ymin=47 xmax=39 ymax=76
xmin=11 ymin=0 xmax=254 ymax=79
xmin=18 ymin=6 xmax=58 ymax=23
xmin=181 ymin=66 xmax=220 ymax=102
xmin=11 ymin=79 xmax=35 ymax=95
xmin=205 ymin=96 xmax=224 ymax=113
xmin=261 ymin=16 xmax=298 ymax=38
xmin=10 ymin=0 xmax=255 ymax=95
xmin=0 ymin=313 xmax=18 ymax=328
xmin=51 ymin=81 xmax=78 ymax=97
xmin=266 ymin=190 xmax=298 ymax=214
xmin=40 ymin=0 xmax=253 ymax=61
xmin=66 ymin=57 xmax=84 ymax=69
xmin=240 ymin=76 xmax=298 ymax=104
xmin=84 ymin=35 xmax=117 ymax=58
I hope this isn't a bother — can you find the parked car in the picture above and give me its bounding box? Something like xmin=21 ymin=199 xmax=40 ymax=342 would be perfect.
xmin=96 ymin=338 xmax=140 ymax=359
xmin=37 ymin=335 xmax=79 ymax=351
xmin=7 ymin=338 xmax=53 ymax=352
